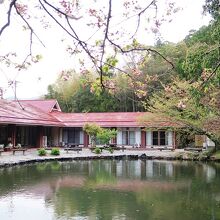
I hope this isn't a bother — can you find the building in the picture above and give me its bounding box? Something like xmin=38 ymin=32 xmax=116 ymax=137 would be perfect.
xmin=0 ymin=99 xmax=183 ymax=149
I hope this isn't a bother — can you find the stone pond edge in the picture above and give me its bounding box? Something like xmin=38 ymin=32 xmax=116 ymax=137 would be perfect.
xmin=0 ymin=153 xmax=220 ymax=168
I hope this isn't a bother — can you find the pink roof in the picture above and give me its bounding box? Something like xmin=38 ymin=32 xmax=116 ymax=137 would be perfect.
xmin=0 ymin=99 xmax=183 ymax=128
xmin=17 ymin=99 xmax=61 ymax=113
xmin=0 ymin=99 xmax=62 ymax=126
xmin=52 ymin=112 xmax=183 ymax=128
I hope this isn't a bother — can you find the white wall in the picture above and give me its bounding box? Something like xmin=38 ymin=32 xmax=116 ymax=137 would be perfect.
xmin=135 ymin=128 xmax=141 ymax=147
xmin=205 ymin=137 xmax=215 ymax=148
xmin=80 ymin=131 xmax=84 ymax=145
xmin=167 ymin=131 xmax=173 ymax=146
xmin=117 ymin=129 xmax=122 ymax=145
xmin=146 ymin=131 xmax=152 ymax=146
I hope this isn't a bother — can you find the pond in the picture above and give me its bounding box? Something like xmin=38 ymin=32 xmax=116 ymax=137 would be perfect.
xmin=0 ymin=159 xmax=220 ymax=220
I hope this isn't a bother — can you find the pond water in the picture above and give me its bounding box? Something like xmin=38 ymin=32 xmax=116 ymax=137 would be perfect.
xmin=0 ymin=159 xmax=220 ymax=220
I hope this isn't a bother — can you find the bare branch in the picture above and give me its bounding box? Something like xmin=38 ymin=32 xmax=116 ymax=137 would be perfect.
xmin=65 ymin=17 xmax=97 ymax=63
xmin=39 ymin=0 xmax=93 ymax=58
xmin=0 ymin=0 xmax=17 ymax=36
xmin=201 ymin=60 xmax=220 ymax=87
xmin=99 ymin=0 xmax=112 ymax=88
xmin=131 ymin=0 xmax=156 ymax=38
xmin=40 ymin=0 xmax=81 ymax=20
xmin=14 ymin=5 xmax=46 ymax=48
xmin=107 ymin=37 xmax=175 ymax=69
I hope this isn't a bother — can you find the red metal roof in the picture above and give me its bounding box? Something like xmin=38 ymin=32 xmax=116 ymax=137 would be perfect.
xmin=52 ymin=112 xmax=183 ymax=128
xmin=0 ymin=99 xmax=62 ymax=126
xmin=0 ymin=99 xmax=183 ymax=128
xmin=17 ymin=99 xmax=61 ymax=113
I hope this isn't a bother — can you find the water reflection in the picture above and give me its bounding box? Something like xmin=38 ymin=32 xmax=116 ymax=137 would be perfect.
xmin=0 ymin=160 xmax=220 ymax=220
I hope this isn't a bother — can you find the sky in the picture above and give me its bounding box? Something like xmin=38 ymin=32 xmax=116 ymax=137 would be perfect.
xmin=0 ymin=0 xmax=211 ymax=100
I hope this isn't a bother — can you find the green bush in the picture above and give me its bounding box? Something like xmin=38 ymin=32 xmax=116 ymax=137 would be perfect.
xmin=108 ymin=147 xmax=114 ymax=154
xmin=94 ymin=147 xmax=102 ymax=154
xmin=51 ymin=148 xmax=60 ymax=156
xmin=201 ymin=148 xmax=216 ymax=158
xmin=38 ymin=148 xmax=47 ymax=156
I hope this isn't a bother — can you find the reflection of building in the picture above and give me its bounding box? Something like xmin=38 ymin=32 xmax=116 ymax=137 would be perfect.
xmin=0 ymin=99 xmax=184 ymax=148
xmin=21 ymin=162 xmax=187 ymax=195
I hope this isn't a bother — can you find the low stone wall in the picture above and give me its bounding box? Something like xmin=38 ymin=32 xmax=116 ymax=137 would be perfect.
xmin=0 ymin=149 xmax=218 ymax=168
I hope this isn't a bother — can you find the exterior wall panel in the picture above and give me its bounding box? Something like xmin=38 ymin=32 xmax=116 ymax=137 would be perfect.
xmin=117 ymin=129 xmax=122 ymax=145
xmin=146 ymin=131 xmax=152 ymax=146
xmin=135 ymin=129 xmax=141 ymax=147
xmin=167 ymin=131 xmax=173 ymax=146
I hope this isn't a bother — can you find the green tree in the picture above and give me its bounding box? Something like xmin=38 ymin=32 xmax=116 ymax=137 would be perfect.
xmin=83 ymin=123 xmax=102 ymax=147
xmin=45 ymin=70 xmax=120 ymax=112
xmin=149 ymin=78 xmax=220 ymax=149
xmin=97 ymin=129 xmax=117 ymax=145
xmin=83 ymin=123 xmax=117 ymax=147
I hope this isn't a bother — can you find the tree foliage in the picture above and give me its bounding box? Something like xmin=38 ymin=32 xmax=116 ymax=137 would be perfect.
xmin=45 ymin=69 xmax=147 ymax=112
xmin=149 ymin=77 xmax=220 ymax=148
xmin=83 ymin=123 xmax=116 ymax=147
xmin=147 ymin=0 xmax=220 ymax=147
xmin=97 ymin=129 xmax=117 ymax=145
xmin=83 ymin=123 xmax=102 ymax=147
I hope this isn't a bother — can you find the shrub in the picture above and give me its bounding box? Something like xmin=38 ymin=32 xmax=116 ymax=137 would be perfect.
xmin=108 ymin=147 xmax=114 ymax=154
xmin=51 ymin=148 xmax=60 ymax=156
xmin=94 ymin=147 xmax=102 ymax=154
xmin=38 ymin=148 xmax=47 ymax=156
xmin=202 ymin=148 xmax=216 ymax=158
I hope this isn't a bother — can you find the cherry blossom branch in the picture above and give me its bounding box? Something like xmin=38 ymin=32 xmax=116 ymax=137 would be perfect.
xmin=200 ymin=60 xmax=220 ymax=87
xmin=107 ymin=37 xmax=175 ymax=68
xmin=99 ymin=0 xmax=112 ymax=87
xmin=39 ymin=0 xmax=97 ymax=66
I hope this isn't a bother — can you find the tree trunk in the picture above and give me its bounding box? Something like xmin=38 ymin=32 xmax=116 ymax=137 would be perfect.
xmin=91 ymin=136 xmax=96 ymax=148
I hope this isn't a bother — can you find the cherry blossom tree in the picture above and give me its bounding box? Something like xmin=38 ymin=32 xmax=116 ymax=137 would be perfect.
xmin=0 ymin=0 xmax=179 ymax=88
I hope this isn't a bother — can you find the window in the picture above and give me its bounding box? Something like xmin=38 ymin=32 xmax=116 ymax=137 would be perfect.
xmin=152 ymin=131 xmax=167 ymax=146
xmin=68 ymin=128 xmax=80 ymax=143
xmin=129 ymin=131 xmax=135 ymax=145
xmin=16 ymin=126 xmax=38 ymax=147
xmin=152 ymin=131 xmax=158 ymax=145
xmin=122 ymin=130 xmax=136 ymax=145
xmin=63 ymin=128 xmax=82 ymax=144
xmin=160 ymin=131 xmax=166 ymax=145
xmin=0 ymin=126 xmax=7 ymax=145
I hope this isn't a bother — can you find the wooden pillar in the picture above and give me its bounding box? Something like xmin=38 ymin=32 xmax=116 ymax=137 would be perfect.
xmin=173 ymin=130 xmax=176 ymax=149
xmin=7 ymin=124 xmax=16 ymax=147
xmin=141 ymin=130 xmax=146 ymax=148
xmin=158 ymin=130 xmax=160 ymax=146
xmin=83 ymin=132 xmax=89 ymax=148
xmin=51 ymin=127 xmax=60 ymax=146
xmin=126 ymin=127 xmax=129 ymax=145
xmin=112 ymin=127 xmax=117 ymax=144
xmin=59 ymin=127 xmax=63 ymax=145
xmin=37 ymin=126 xmax=44 ymax=148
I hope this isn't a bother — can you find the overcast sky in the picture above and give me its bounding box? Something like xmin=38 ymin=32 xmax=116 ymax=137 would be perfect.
xmin=0 ymin=0 xmax=211 ymax=100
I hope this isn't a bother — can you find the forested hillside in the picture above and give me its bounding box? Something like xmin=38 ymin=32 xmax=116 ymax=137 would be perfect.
xmin=45 ymin=16 xmax=219 ymax=113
